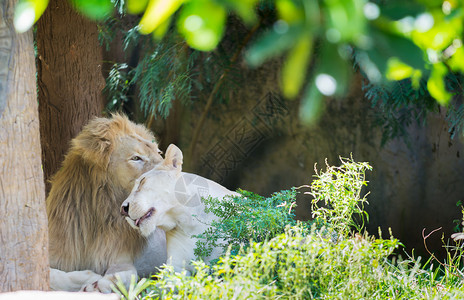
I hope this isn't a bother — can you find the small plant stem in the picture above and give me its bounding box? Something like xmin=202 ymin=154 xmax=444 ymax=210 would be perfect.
xmin=422 ymin=227 xmax=464 ymax=280
xmin=187 ymin=20 xmax=262 ymax=162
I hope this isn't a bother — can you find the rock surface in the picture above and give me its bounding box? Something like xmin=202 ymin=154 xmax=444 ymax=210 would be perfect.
xmin=0 ymin=291 xmax=118 ymax=300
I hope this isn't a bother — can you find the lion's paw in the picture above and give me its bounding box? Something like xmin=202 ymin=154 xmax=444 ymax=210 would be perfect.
xmin=81 ymin=276 xmax=115 ymax=294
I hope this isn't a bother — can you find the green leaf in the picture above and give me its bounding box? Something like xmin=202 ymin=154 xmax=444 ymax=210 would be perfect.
xmin=412 ymin=11 xmax=462 ymax=51
xmin=276 ymin=0 xmax=305 ymax=24
xmin=32 ymin=0 xmax=49 ymax=21
xmin=318 ymin=43 xmax=349 ymax=96
xmin=386 ymin=57 xmax=415 ymax=81
xmin=246 ymin=25 xmax=303 ymax=67
xmin=178 ymin=0 xmax=226 ymax=51
xmin=366 ymin=27 xmax=425 ymax=78
xmin=139 ymin=0 xmax=184 ymax=35
xmin=323 ymin=0 xmax=366 ymax=43
xmin=152 ymin=16 xmax=172 ymax=40
xmin=448 ymin=46 xmax=464 ymax=73
xmin=14 ymin=0 xmax=49 ymax=33
xmin=379 ymin=1 xmax=426 ymax=20
xmin=299 ymin=83 xmax=324 ymax=126
xmin=281 ymin=35 xmax=313 ymax=99
xmin=126 ymin=0 xmax=149 ymax=14
xmin=222 ymin=0 xmax=259 ymax=25
xmin=71 ymin=0 xmax=113 ymax=20
xmin=427 ymin=63 xmax=452 ymax=105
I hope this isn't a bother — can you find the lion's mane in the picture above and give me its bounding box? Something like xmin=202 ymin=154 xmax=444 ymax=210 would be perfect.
xmin=47 ymin=114 xmax=157 ymax=274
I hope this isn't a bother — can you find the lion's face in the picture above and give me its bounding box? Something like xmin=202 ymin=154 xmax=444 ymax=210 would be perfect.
xmin=109 ymin=135 xmax=164 ymax=193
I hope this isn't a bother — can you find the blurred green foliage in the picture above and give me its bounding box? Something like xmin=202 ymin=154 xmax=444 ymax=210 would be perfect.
xmin=16 ymin=0 xmax=464 ymax=126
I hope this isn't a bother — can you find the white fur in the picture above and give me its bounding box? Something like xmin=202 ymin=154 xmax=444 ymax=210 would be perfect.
xmin=50 ymin=232 xmax=166 ymax=293
xmin=122 ymin=144 xmax=239 ymax=273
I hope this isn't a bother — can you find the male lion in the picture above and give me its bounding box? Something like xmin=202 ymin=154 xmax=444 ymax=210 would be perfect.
xmin=121 ymin=144 xmax=239 ymax=274
xmin=47 ymin=114 xmax=167 ymax=292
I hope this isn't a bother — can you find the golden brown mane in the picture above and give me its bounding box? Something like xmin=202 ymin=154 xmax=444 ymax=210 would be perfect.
xmin=47 ymin=114 xmax=156 ymax=274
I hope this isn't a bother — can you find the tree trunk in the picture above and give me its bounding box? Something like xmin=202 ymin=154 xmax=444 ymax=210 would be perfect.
xmin=0 ymin=0 xmax=49 ymax=291
xmin=36 ymin=0 xmax=105 ymax=194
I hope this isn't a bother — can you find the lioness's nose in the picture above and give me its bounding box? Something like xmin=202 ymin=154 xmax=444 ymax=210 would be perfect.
xmin=121 ymin=202 xmax=130 ymax=216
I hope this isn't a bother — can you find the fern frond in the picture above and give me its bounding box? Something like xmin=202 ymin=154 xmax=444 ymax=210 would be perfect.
xmin=104 ymin=63 xmax=131 ymax=111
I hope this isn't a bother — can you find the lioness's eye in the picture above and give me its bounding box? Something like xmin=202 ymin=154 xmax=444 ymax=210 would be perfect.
xmin=131 ymin=156 xmax=143 ymax=161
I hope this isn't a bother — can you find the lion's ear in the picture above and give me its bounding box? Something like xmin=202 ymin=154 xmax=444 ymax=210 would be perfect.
xmin=163 ymin=144 xmax=183 ymax=174
xmin=71 ymin=118 xmax=113 ymax=168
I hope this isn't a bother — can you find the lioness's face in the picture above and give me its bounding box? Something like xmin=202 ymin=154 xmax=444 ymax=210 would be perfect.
xmin=121 ymin=144 xmax=183 ymax=236
xmin=109 ymin=135 xmax=164 ymax=193
xmin=123 ymin=170 xmax=179 ymax=236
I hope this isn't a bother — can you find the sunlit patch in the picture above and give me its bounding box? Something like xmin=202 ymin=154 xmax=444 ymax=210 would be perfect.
xmin=179 ymin=1 xmax=226 ymax=51
xmin=433 ymin=33 xmax=445 ymax=48
xmin=326 ymin=28 xmax=341 ymax=43
xmin=184 ymin=15 xmax=203 ymax=32
xmin=414 ymin=13 xmax=434 ymax=33
xmin=397 ymin=16 xmax=415 ymax=34
xmin=14 ymin=2 xmax=35 ymax=33
xmin=443 ymin=39 xmax=460 ymax=58
xmin=442 ymin=1 xmax=452 ymax=15
xmin=315 ymin=74 xmax=337 ymax=96
xmin=363 ymin=2 xmax=380 ymax=20
xmin=191 ymin=30 xmax=215 ymax=48
xmin=386 ymin=58 xmax=414 ymax=81
xmin=427 ymin=49 xmax=439 ymax=63
xmin=273 ymin=20 xmax=289 ymax=34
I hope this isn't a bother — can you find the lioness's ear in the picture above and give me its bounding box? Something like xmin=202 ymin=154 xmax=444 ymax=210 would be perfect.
xmin=163 ymin=144 xmax=183 ymax=174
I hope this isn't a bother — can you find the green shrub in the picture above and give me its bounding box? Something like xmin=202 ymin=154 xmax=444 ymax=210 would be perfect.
xmin=309 ymin=156 xmax=371 ymax=237
xmin=195 ymin=156 xmax=371 ymax=260
xmin=150 ymin=226 xmax=400 ymax=299
xmin=143 ymin=226 xmax=464 ymax=299
xmin=194 ymin=188 xmax=300 ymax=259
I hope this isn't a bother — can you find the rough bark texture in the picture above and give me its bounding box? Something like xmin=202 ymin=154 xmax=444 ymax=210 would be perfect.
xmin=0 ymin=0 xmax=49 ymax=291
xmin=36 ymin=0 xmax=105 ymax=194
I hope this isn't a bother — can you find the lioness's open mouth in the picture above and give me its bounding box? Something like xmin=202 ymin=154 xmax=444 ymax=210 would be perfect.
xmin=135 ymin=207 xmax=155 ymax=227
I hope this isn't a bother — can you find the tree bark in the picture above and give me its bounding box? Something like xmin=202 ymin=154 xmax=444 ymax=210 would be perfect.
xmin=36 ymin=0 xmax=105 ymax=194
xmin=0 ymin=0 xmax=49 ymax=291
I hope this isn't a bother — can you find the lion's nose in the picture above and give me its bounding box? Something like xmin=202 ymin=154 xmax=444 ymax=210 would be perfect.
xmin=121 ymin=202 xmax=130 ymax=216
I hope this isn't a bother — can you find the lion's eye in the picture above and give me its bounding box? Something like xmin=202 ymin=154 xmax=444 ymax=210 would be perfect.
xmin=131 ymin=156 xmax=143 ymax=161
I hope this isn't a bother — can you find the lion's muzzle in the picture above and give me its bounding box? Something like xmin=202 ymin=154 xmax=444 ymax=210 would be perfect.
xmin=121 ymin=199 xmax=156 ymax=229
xmin=134 ymin=207 xmax=156 ymax=227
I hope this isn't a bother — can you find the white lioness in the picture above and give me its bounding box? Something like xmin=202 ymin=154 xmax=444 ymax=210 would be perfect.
xmin=121 ymin=144 xmax=239 ymax=273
